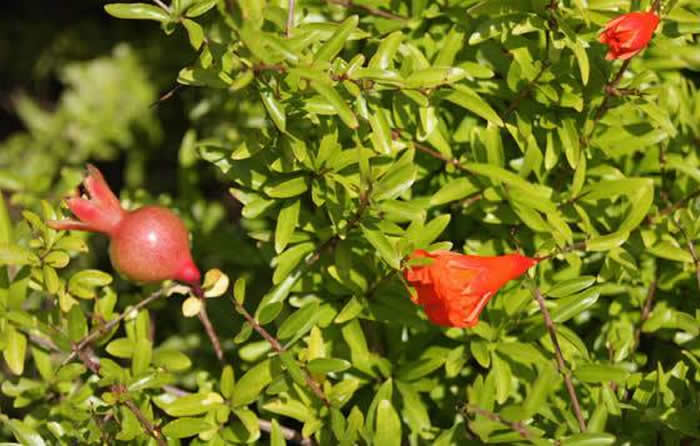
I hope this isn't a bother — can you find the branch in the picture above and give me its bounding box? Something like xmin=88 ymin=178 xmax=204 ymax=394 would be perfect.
xmin=530 ymin=285 xmax=587 ymax=432
xmin=502 ymin=63 xmax=550 ymax=120
xmin=463 ymin=404 xmax=535 ymax=439
xmin=633 ymin=280 xmax=657 ymax=348
xmin=287 ymin=0 xmax=295 ymax=37
xmin=122 ymin=395 xmax=167 ymax=446
xmin=231 ymin=298 xmax=331 ymax=407
xmin=649 ymin=189 xmax=700 ymax=224
xmin=674 ymin=217 xmax=700 ymax=290
xmin=152 ymin=0 xmax=170 ymax=12
xmin=162 ymin=386 xmax=315 ymax=445
xmin=198 ymin=300 xmax=225 ymax=361
xmin=325 ymin=0 xmax=408 ymax=21
xmin=586 ymin=59 xmax=631 ymax=143
xmin=259 ymin=419 xmax=316 ymax=446
xmin=63 ymin=287 xmax=170 ymax=366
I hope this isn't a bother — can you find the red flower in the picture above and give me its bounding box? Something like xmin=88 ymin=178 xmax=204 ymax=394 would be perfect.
xmin=403 ymin=250 xmax=538 ymax=328
xmin=599 ymin=11 xmax=660 ymax=60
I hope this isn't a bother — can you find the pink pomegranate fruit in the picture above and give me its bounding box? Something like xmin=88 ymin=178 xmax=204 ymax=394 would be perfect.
xmin=49 ymin=165 xmax=201 ymax=288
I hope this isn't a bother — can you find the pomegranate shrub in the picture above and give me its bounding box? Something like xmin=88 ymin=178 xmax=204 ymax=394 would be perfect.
xmin=0 ymin=0 xmax=699 ymax=445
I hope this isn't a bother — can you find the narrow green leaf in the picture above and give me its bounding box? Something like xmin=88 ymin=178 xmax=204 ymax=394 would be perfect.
xmin=277 ymin=302 xmax=320 ymax=340
xmin=314 ymin=15 xmax=359 ymax=64
xmin=361 ymin=225 xmax=401 ymax=269
xmin=311 ymin=83 xmax=358 ymax=129
xmin=374 ymin=399 xmax=401 ymax=446
xmin=162 ymin=417 xmax=213 ymax=438
xmin=442 ymin=85 xmax=503 ymax=127
xmin=104 ymin=3 xmax=170 ymax=22
xmin=275 ymin=199 xmax=301 ymax=254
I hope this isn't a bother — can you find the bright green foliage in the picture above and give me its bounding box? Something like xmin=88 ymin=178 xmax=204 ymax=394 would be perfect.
xmin=1 ymin=0 xmax=700 ymax=445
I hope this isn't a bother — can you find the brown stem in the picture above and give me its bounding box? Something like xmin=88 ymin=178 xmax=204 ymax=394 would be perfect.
xmin=587 ymin=59 xmax=631 ymax=142
xmin=674 ymin=218 xmax=700 ymax=290
xmin=531 ymin=285 xmax=587 ymax=432
xmin=162 ymin=385 xmax=314 ymax=444
xmin=633 ymin=280 xmax=657 ymax=348
xmin=259 ymin=419 xmax=316 ymax=446
xmin=502 ymin=63 xmax=550 ymax=120
xmin=652 ymin=0 xmax=662 ymax=13
xmin=325 ymin=0 xmax=408 ymax=21
xmin=463 ymin=404 xmax=534 ymax=439
xmin=152 ymin=0 xmax=170 ymax=12
xmin=232 ymin=298 xmax=331 ymax=407
xmin=123 ymin=397 xmax=167 ymax=446
xmin=63 ymin=287 xmax=169 ymax=366
xmin=649 ymin=189 xmax=700 ymax=224
xmin=286 ymin=0 xmax=295 ymax=37
xmin=198 ymin=300 xmax=225 ymax=361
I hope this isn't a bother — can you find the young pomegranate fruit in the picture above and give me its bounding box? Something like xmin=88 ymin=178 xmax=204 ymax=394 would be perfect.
xmin=48 ymin=165 xmax=202 ymax=289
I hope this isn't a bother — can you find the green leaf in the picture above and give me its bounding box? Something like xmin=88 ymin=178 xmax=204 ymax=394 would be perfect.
xmin=3 ymin=326 xmax=27 ymax=375
xmin=277 ymin=301 xmax=320 ymax=340
xmin=67 ymin=305 xmax=88 ymax=342
xmin=545 ymin=276 xmax=596 ymax=298
xmin=307 ymin=358 xmax=352 ymax=375
xmin=162 ymin=417 xmax=213 ymax=438
xmin=0 ymin=244 xmax=37 ymax=266
xmin=232 ymin=359 xmax=275 ymax=407
xmin=550 ymin=287 xmax=601 ymax=324
xmin=429 ymin=178 xmax=480 ymax=206
xmin=160 ymin=392 xmax=225 ymax=416
xmin=0 ymin=193 xmax=11 ymax=244
xmin=396 ymin=381 xmax=431 ymax=435
xmin=311 ymin=83 xmax=358 ymax=129
xmin=560 ymin=433 xmax=616 ymax=446
xmin=68 ymin=269 xmax=112 ymax=299
xmin=182 ymin=18 xmax=205 ymax=50
xmin=374 ymin=163 xmax=417 ymax=201
xmin=405 ymin=67 xmax=468 ymax=89
xmin=275 ymin=199 xmax=301 ymax=254
xmin=374 ymin=399 xmax=401 ymax=446
xmin=4 ymin=418 xmax=47 ymax=446
xmin=442 ymin=85 xmax=503 ymax=127
xmin=220 ymin=365 xmax=235 ymax=399
xmin=361 ymin=225 xmax=401 ymax=269
xmin=186 ymin=0 xmax=217 ymax=17
xmin=270 ymin=419 xmax=287 ymax=446
xmin=314 ymin=16 xmax=359 ymax=64
xmin=396 ymin=356 xmax=445 ymax=381
xmin=575 ymin=364 xmax=628 ymax=384
xmin=104 ymin=3 xmax=170 ymax=22
xmin=260 ymin=89 xmax=286 ymax=133
xmin=264 ymin=176 xmax=309 ymax=198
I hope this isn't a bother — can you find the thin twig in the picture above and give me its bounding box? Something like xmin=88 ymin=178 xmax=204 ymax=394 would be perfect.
xmin=530 ymin=285 xmax=587 ymax=432
xmin=633 ymin=280 xmax=657 ymax=348
xmin=162 ymin=385 xmax=314 ymax=445
xmin=287 ymin=0 xmax=295 ymax=37
xmin=586 ymin=59 xmax=631 ymax=142
xmin=325 ymin=0 xmax=408 ymax=20
xmin=152 ymin=0 xmax=170 ymax=12
xmin=502 ymin=63 xmax=550 ymax=120
xmin=63 ymin=287 xmax=170 ymax=366
xmin=674 ymin=218 xmax=700 ymax=290
xmin=259 ymin=419 xmax=316 ymax=446
xmin=198 ymin=300 xmax=225 ymax=361
xmin=231 ymin=298 xmax=330 ymax=407
xmin=649 ymin=189 xmax=700 ymax=224
xmin=463 ymin=404 xmax=534 ymax=439
xmin=123 ymin=397 xmax=167 ymax=446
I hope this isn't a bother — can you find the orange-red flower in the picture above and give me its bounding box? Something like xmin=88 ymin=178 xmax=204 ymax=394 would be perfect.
xmin=403 ymin=250 xmax=538 ymax=328
xmin=599 ymin=11 xmax=660 ymax=60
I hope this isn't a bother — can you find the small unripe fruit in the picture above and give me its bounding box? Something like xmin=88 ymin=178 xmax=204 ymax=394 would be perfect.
xmin=49 ymin=165 xmax=201 ymax=287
